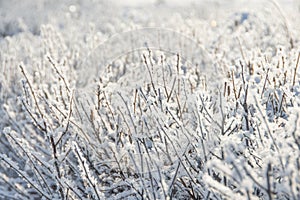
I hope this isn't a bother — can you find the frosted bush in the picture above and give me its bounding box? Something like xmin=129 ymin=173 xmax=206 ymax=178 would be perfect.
xmin=0 ymin=0 xmax=300 ymax=199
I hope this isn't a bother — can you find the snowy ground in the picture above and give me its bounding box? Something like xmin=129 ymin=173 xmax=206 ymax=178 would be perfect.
xmin=0 ymin=0 xmax=300 ymax=199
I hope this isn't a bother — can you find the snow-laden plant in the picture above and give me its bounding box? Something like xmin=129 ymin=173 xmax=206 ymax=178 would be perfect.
xmin=0 ymin=0 xmax=300 ymax=199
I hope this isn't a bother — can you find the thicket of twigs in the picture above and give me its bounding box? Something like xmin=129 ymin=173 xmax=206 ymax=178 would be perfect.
xmin=0 ymin=1 xmax=300 ymax=199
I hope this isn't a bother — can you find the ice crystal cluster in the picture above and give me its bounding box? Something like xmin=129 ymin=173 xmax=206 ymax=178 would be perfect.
xmin=0 ymin=0 xmax=300 ymax=199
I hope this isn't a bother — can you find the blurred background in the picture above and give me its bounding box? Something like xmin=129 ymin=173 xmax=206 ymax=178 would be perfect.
xmin=0 ymin=0 xmax=299 ymax=38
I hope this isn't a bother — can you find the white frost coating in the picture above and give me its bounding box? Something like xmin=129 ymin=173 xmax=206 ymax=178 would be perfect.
xmin=0 ymin=0 xmax=300 ymax=199
xmin=203 ymin=174 xmax=243 ymax=200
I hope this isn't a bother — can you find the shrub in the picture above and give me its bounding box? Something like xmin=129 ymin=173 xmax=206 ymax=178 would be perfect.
xmin=0 ymin=1 xmax=299 ymax=199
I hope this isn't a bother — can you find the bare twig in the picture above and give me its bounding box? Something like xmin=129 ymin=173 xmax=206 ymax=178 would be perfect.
xmin=292 ymin=52 xmax=300 ymax=89
xmin=143 ymin=54 xmax=157 ymax=95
